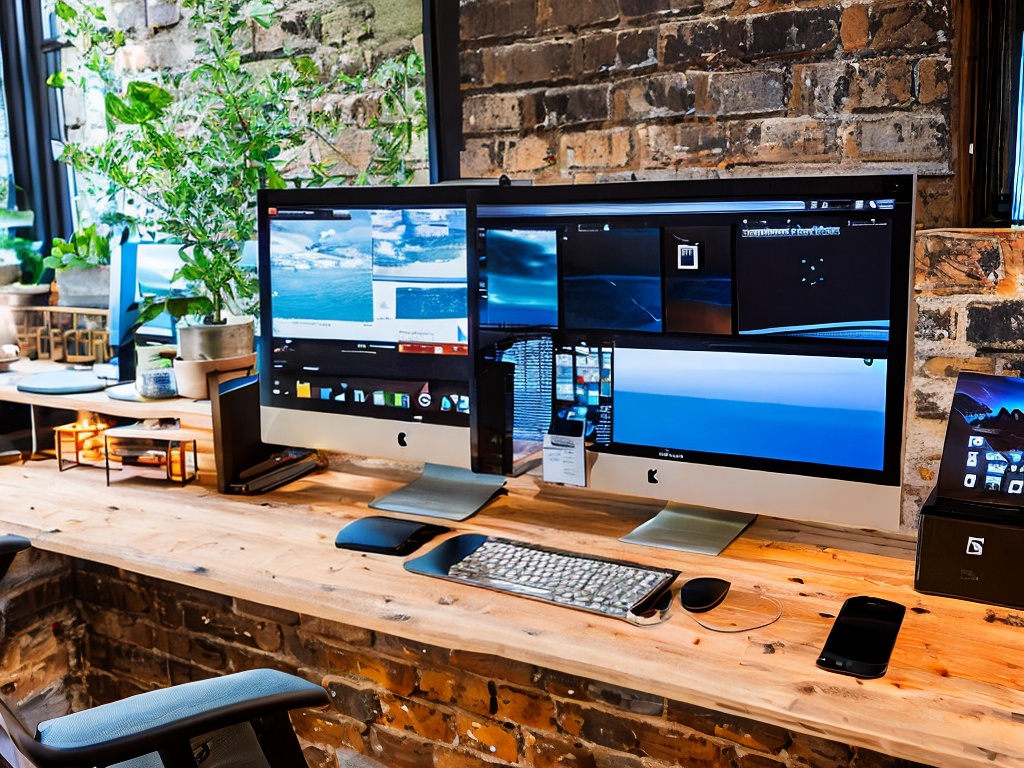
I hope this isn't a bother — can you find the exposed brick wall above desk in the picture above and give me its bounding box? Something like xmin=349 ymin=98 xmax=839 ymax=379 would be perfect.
xmin=459 ymin=0 xmax=956 ymax=228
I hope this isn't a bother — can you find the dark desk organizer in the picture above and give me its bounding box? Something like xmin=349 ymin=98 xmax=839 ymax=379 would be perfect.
xmin=915 ymin=371 xmax=1024 ymax=608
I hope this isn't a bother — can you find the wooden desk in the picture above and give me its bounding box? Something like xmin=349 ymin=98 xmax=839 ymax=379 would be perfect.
xmin=0 ymin=460 xmax=1019 ymax=767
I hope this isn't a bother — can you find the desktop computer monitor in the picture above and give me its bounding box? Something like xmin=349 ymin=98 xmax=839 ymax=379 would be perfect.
xmin=468 ymin=174 xmax=915 ymax=542
xmin=257 ymin=186 xmax=473 ymax=468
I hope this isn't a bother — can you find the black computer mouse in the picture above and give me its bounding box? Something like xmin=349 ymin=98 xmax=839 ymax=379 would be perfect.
xmin=679 ymin=577 xmax=731 ymax=613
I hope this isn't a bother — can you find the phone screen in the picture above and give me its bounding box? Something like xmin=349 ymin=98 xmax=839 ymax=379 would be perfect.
xmin=816 ymin=596 xmax=905 ymax=678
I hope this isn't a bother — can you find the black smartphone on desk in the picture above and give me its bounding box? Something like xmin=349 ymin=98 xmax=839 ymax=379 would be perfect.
xmin=816 ymin=596 xmax=905 ymax=679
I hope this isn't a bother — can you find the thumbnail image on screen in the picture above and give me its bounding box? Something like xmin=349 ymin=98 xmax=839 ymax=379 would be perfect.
xmin=735 ymin=216 xmax=891 ymax=340
xmin=478 ymin=229 xmax=559 ymax=328
xmin=269 ymin=207 xmax=468 ymax=346
xmin=938 ymin=372 xmax=1024 ymax=503
xmin=561 ymin=226 xmax=662 ymax=332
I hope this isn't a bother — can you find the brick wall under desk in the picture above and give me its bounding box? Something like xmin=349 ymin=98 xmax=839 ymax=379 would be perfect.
xmin=70 ymin=560 xmax=925 ymax=768
xmin=0 ymin=548 xmax=84 ymax=733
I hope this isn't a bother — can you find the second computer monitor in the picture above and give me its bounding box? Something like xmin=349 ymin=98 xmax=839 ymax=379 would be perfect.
xmin=257 ymin=186 xmax=473 ymax=468
xmin=468 ymin=174 xmax=915 ymax=532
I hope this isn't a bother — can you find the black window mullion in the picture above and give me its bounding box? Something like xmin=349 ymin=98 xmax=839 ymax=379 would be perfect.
xmin=0 ymin=0 xmax=71 ymax=246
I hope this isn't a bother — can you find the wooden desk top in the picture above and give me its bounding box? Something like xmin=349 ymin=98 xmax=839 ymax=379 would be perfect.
xmin=0 ymin=459 xmax=1020 ymax=768
xmin=0 ymin=359 xmax=210 ymax=421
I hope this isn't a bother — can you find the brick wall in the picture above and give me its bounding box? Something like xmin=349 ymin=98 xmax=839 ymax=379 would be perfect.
xmin=70 ymin=560 xmax=926 ymax=768
xmin=458 ymin=0 xmax=956 ymax=228
xmin=0 ymin=548 xmax=83 ymax=733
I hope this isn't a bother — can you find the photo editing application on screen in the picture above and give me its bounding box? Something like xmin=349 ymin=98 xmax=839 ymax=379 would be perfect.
xmin=938 ymin=371 xmax=1024 ymax=509
xmin=469 ymin=175 xmax=915 ymax=531
xmin=257 ymin=187 xmax=474 ymax=468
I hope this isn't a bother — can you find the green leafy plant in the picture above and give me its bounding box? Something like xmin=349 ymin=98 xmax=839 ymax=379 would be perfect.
xmin=0 ymin=208 xmax=42 ymax=284
xmin=43 ymin=222 xmax=111 ymax=272
xmin=52 ymin=0 xmax=363 ymax=326
xmin=341 ymin=51 xmax=428 ymax=185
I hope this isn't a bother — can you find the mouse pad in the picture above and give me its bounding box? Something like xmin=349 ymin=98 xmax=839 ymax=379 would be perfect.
xmin=335 ymin=516 xmax=449 ymax=556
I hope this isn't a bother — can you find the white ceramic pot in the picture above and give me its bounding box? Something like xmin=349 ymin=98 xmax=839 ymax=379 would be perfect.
xmin=177 ymin=317 xmax=254 ymax=362
xmin=55 ymin=265 xmax=111 ymax=308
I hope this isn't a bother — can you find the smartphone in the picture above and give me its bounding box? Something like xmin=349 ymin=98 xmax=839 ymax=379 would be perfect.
xmin=816 ymin=596 xmax=906 ymax=679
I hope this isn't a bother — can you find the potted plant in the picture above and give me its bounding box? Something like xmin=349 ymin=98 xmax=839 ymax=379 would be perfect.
xmin=0 ymin=208 xmax=49 ymax=308
xmin=43 ymin=222 xmax=112 ymax=308
xmin=53 ymin=0 xmax=428 ymax=393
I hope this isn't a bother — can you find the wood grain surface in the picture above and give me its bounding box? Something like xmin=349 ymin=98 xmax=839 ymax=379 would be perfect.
xmin=0 ymin=459 xmax=1020 ymax=767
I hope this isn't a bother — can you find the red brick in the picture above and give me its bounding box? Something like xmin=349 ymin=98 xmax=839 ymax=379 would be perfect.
xmin=700 ymin=70 xmax=786 ymax=117
xmin=840 ymin=5 xmax=869 ymax=51
xmin=848 ymin=57 xmax=914 ymax=110
xmin=325 ymin=647 xmax=417 ymax=696
xmin=482 ymin=41 xmax=576 ymax=87
xmin=538 ymin=0 xmax=618 ymax=31
xmin=449 ymin=649 xmax=536 ymax=686
xmin=855 ymin=114 xmax=948 ymax=163
xmin=868 ymin=2 xmax=951 ymax=53
xmin=325 ymin=674 xmax=383 ymax=722
xmin=378 ymin=693 xmax=457 ymax=743
xmin=660 ymin=19 xmax=746 ymax=68
xmin=292 ymin=709 xmax=371 ymax=758
xmin=368 ymin=725 xmax=435 ymax=768
xmin=494 ymin=684 xmax=557 ymax=729
xmin=453 ymin=711 xmax=520 ymax=762
xmin=460 ymin=0 xmax=536 ymax=41
xmin=916 ymin=57 xmax=950 ymax=106
xmin=433 ymin=744 xmax=510 ymax=768
xmin=746 ymin=8 xmax=841 ymax=59
xmin=418 ymin=667 xmax=493 ymax=715
xmin=790 ymin=63 xmax=851 ymax=116
xmin=526 ymin=731 xmax=600 ymax=768
xmin=561 ymin=128 xmax=633 ymax=170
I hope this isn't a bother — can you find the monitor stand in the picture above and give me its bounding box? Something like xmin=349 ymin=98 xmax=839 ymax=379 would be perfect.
xmin=369 ymin=463 xmax=508 ymax=521
xmin=620 ymin=502 xmax=756 ymax=556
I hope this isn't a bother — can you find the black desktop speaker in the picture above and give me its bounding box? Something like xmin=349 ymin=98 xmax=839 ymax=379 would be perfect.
xmin=915 ymin=505 xmax=1024 ymax=608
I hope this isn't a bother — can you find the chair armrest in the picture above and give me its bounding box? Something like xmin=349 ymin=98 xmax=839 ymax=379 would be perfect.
xmin=16 ymin=669 xmax=328 ymax=768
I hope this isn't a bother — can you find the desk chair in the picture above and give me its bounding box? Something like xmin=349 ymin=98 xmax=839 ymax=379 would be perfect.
xmin=0 ymin=536 xmax=331 ymax=768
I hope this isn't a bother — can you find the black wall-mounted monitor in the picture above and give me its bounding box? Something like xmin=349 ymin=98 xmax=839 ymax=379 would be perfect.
xmin=257 ymin=186 xmax=473 ymax=468
xmin=468 ymin=174 xmax=915 ymax=536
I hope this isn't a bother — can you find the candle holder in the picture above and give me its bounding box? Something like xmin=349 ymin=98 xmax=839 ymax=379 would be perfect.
xmin=54 ymin=420 xmax=109 ymax=471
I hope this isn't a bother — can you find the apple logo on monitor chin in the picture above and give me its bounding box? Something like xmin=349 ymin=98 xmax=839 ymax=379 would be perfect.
xmin=397 ymin=432 xmax=408 ymax=448
xmin=647 ymin=468 xmax=658 ymax=484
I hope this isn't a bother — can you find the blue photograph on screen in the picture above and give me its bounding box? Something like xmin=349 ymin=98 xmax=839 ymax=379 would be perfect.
xmin=269 ymin=211 xmax=375 ymax=322
xmin=480 ymin=229 xmax=558 ymax=328
xmin=270 ymin=208 xmax=467 ymax=325
xmin=561 ymin=227 xmax=662 ymax=332
xmin=611 ymin=348 xmax=888 ymax=470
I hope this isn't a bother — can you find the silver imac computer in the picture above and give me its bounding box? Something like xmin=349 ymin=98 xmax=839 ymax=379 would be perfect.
xmin=257 ymin=186 xmax=473 ymax=469
xmin=469 ymin=174 xmax=915 ymax=552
